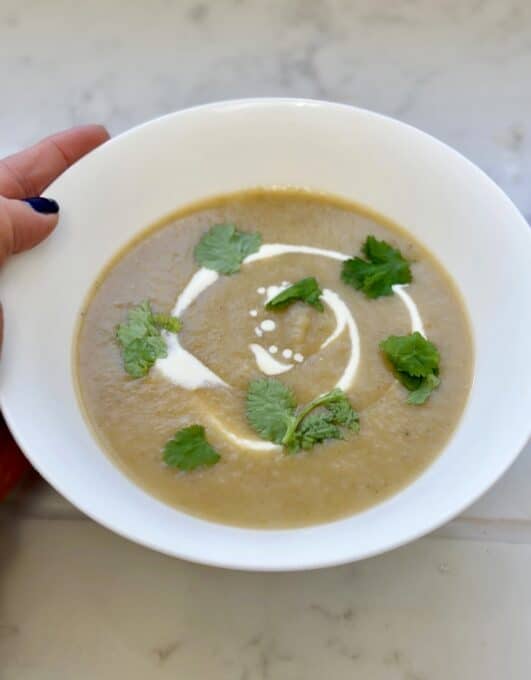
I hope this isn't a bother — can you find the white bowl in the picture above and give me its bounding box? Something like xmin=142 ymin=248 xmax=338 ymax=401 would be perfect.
xmin=2 ymin=99 xmax=530 ymax=571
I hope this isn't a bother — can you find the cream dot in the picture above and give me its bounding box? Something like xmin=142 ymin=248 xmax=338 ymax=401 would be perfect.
xmin=249 ymin=309 xmax=258 ymax=317
xmin=255 ymin=327 xmax=263 ymax=337
xmin=282 ymin=348 xmax=293 ymax=359
xmin=260 ymin=319 xmax=276 ymax=332
xmin=269 ymin=345 xmax=278 ymax=354
xmin=294 ymin=352 xmax=304 ymax=363
xmin=257 ymin=287 xmax=266 ymax=295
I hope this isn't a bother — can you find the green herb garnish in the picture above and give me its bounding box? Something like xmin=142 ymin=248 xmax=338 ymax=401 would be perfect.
xmin=116 ymin=301 xmax=181 ymax=378
xmin=341 ymin=236 xmax=412 ymax=298
xmin=406 ymin=373 xmax=441 ymax=405
xmin=246 ymin=379 xmax=359 ymax=453
xmin=379 ymin=332 xmax=440 ymax=404
xmin=163 ymin=425 xmax=220 ymax=471
xmin=380 ymin=332 xmax=439 ymax=376
xmin=265 ymin=277 xmax=324 ymax=312
xmin=194 ymin=224 xmax=262 ymax=274
xmin=245 ymin=378 xmax=297 ymax=445
xmin=152 ymin=314 xmax=182 ymax=334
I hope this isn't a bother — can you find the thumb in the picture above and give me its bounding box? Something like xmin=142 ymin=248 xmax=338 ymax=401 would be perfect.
xmin=0 ymin=196 xmax=59 ymax=267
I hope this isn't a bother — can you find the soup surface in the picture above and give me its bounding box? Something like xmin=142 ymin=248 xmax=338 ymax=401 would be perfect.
xmin=76 ymin=189 xmax=473 ymax=528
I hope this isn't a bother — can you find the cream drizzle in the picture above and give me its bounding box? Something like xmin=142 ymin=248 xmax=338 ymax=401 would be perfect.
xmin=260 ymin=319 xmax=276 ymax=332
xmin=262 ymin=282 xmax=290 ymax=303
xmin=320 ymin=289 xmax=360 ymax=391
xmin=156 ymin=268 xmax=227 ymax=389
xmin=155 ymin=243 xmax=425 ymax=452
xmin=245 ymin=244 xmax=347 ymax=264
xmin=207 ymin=413 xmax=280 ymax=452
xmin=392 ymin=284 xmax=425 ymax=336
xmin=249 ymin=343 xmax=293 ymax=375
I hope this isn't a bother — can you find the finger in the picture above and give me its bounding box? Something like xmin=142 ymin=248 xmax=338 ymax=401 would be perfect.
xmin=0 ymin=196 xmax=59 ymax=266
xmin=0 ymin=125 xmax=110 ymax=199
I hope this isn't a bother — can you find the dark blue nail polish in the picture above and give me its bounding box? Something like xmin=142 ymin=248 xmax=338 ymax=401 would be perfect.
xmin=22 ymin=197 xmax=59 ymax=214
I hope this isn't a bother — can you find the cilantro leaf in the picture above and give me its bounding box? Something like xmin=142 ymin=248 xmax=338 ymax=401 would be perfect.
xmin=245 ymin=378 xmax=297 ymax=444
xmin=116 ymin=301 xmax=181 ymax=378
xmin=407 ymin=373 xmax=441 ymax=405
xmin=296 ymin=413 xmax=341 ymax=450
xmin=379 ymin=332 xmax=439 ymax=377
xmin=163 ymin=425 xmax=220 ymax=471
xmin=283 ymin=388 xmax=360 ymax=451
xmin=380 ymin=332 xmax=441 ymax=404
xmin=341 ymin=236 xmax=412 ymax=298
xmin=265 ymin=277 xmax=324 ymax=312
xmin=395 ymin=370 xmax=423 ymax=391
xmin=121 ymin=335 xmax=167 ymax=379
xmin=246 ymin=379 xmax=359 ymax=453
xmin=194 ymin=224 xmax=262 ymax=274
xmin=324 ymin=390 xmax=361 ymax=432
xmin=116 ymin=301 xmax=157 ymax=346
xmin=152 ymin=314 xmax=182 ymax=333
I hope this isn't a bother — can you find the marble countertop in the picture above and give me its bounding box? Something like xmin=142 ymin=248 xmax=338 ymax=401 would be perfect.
xmin=1 ymin=1 xmax=531 ymax=677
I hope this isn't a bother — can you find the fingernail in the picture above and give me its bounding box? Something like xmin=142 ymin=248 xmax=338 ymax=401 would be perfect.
xmin=22 ymin=197 xmax=59 ymax=214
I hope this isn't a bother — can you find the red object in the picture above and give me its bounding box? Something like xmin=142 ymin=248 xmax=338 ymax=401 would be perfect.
xmin=0 ymin=412 xmax=31 ymax=500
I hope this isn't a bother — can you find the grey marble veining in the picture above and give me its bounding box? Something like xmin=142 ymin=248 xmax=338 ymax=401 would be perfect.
xmin=3 ymin=519 xmax=531 ymax=679
xmin=2 ymin=2 xmax=531 ymax=677
xmin=1 ymin=0 xmax=530 ymax=525
xmin=1 ymin=0 xmax=530 ymax=217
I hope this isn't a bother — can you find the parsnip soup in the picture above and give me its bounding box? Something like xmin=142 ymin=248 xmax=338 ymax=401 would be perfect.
xmin=76 ymin=189 xmax=473 ymax=528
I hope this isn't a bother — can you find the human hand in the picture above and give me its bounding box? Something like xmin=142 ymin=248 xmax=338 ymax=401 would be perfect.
xmin=0 ymin=125 xmax=109 ymax=499
xmin=0 ymin=124 xmax=109 ymax=343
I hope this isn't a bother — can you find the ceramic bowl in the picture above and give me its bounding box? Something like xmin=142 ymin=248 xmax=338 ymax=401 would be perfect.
xmin=2 ymin=99 xmax=530 ymax=570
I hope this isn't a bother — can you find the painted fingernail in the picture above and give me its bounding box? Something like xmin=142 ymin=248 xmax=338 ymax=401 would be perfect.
xmin=22 ymin=197 xmax=59 ymax=214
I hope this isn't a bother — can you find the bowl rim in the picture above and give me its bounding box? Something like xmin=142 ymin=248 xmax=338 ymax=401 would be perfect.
xmin=2 ymin=97 xmax=530 ymax=571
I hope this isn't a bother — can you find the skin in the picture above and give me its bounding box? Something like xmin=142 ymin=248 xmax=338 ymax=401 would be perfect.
xmin=0 ymin=125 xmax=110 ymax=346
xmin=0 ymin=125 xmax=110 ymax=489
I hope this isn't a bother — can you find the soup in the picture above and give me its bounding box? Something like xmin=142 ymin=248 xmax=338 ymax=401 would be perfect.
xmin=75 ymin=189 xmax=473 ymax=528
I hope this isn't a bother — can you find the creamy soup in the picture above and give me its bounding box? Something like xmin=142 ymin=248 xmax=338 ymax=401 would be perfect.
xmin=75 ymin=189 xmax=473 ymax=528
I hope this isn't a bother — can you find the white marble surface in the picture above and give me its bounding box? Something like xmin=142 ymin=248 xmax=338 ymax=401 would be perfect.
xmin=1 ymin=0 xmax=531 ymax=677
xmin=3 ymin=519 xmax=531 ymax=680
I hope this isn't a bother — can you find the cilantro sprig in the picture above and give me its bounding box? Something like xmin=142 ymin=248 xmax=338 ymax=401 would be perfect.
xmin=265 ymin=277 xmax=324 ymax=312
xmin=194 ymin=224 xmax=262 ymax=274
xmin=379 ymin=332 xmax=440 ymax=404
xmin=163 ymin=425 xmax=220 ymax=471
xmin=246 ymin=378 xmax=359 ymax=453
xmin=151 ymin=314 xmax=182 ymax=334
xmin=406 ymin=373 xmax=441 ymax=405
xmin=116 ymin=301 xmax=181 ymax=378
xmin=341 ymin=236 xmax=412 ymax=298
